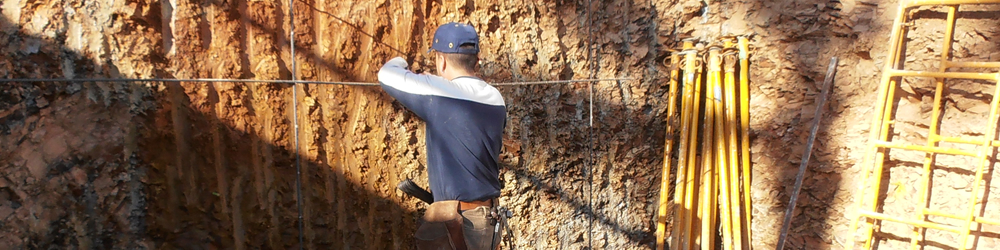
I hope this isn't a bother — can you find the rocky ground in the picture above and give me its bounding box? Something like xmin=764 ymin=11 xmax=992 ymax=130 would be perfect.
xmin=1 ymin=0 xmax=999 ymax=249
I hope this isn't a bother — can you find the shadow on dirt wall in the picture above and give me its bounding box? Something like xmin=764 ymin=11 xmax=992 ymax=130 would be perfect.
xmin=0 ymin=17 xmax=142 ymax=249
xmin=0 ymin=14 xmax=429 ymax=249
xmin=0 ymin=5 xmax=663 ymax=249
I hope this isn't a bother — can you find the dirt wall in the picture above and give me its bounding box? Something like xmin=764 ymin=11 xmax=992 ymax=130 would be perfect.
xmin=1 ymin=0 xmax=999 ymax=249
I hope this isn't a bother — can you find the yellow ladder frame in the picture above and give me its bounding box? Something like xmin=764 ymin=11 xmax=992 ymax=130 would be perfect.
xmin=849 ymin=0 xmax=1000 ymax=249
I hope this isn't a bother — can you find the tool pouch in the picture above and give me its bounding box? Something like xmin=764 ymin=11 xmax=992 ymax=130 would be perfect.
xmin=415 ymin=200 xmax=467 ymax=250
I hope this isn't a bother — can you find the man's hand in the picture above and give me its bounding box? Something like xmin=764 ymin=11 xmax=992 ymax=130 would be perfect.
xmin=385 ymin=56 xmax=409 ymax=68
xmin=384 ymin=56 xmax=433 ymax=75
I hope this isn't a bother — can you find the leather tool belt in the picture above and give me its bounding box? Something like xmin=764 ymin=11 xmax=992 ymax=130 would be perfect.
xmin=415 ymin=201 xmax=467 ymax=250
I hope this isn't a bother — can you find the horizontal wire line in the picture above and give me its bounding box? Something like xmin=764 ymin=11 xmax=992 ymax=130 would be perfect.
xmin=0 ymin=77 xmax=632 ymax=86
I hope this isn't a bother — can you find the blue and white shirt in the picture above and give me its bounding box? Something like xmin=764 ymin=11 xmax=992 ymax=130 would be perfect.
xmin=377 ymin=57 xmax=506 ymax=202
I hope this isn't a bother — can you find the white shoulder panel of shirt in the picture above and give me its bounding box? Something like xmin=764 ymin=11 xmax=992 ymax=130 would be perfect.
xmin=378 ymin=57 xmax=506 ymax=107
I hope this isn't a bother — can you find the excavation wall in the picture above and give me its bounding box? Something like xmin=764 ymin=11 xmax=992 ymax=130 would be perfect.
xmin=1 ymin=0 xmax=999 ymax=249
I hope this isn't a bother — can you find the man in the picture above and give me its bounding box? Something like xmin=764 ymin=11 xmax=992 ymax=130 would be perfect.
xmin=377 ymin=22 xmax=506 ymax=250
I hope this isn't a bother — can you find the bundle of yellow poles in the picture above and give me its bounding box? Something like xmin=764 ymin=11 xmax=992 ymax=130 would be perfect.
xmin=655 ymin=36 xmax=752 ymax=250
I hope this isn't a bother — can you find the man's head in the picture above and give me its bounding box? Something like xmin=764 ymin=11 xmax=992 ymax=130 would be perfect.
xmin=429 ymin=22 xmax=480 ymax=79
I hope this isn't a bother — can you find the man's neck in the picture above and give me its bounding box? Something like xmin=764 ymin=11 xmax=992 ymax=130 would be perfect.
xmin=442 ymin=71 xmax=476 ymax=81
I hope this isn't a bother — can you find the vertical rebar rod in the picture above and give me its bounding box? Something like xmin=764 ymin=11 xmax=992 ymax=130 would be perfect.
xmin=288 ymin=0 xmax=304 ymax=248
xmin=585 ymin=0 xmax=596 ymax=248
xmin=776 ymin=57 xmax=837 ymax=250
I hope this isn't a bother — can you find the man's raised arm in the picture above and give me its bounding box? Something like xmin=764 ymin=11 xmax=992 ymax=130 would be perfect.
xmin=377 ymin=56 xmax=434 ymax=119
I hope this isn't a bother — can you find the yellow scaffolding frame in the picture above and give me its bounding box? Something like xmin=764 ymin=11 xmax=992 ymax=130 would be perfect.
xmin=849 ymin=0 xmax=1000 ymax=249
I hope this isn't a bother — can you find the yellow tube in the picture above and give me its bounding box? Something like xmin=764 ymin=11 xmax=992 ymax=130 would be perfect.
xmin=918 ymin=208 xmax=1000 ymax=223
xmin=858 ymin=210 xmax=963 ymax=233
xmin=688 ymin=45 xmax=706 ymax=249
xmin=886 ymin=69 xmax=999 ymax=80
xmin=720 ymin=38 xmax=742 ymax=250
xmin=863 ymin=77 xmax=901 ymax=249
xmin=857 ymin=6 xmax=912 ymax=246
xmin=672 ymin=39 xmax=699 ymax=250
xmin=656 ymin=50 xmax=682 ymax=250
xmin=849 ymin=1 xmax=909 ymax=246
xmin=736 ymin=36 xmax=752 ymax=248
xmin=723 ymin=46 xmax=743 ymax=250
xmin=863 ymin=55 xmax=907 ymax=248
xmin=905 ymin=0 xmax=1000 ymax=8
xmin=871 ymin=141 xmax=976 ymax=156
xmin=975 ymin=216 xmax=1000 ymax=226
xmin=700 ymin=47 xmax=719 ymax=250
xmin=958 ymin=78 xmax=1000 ymax=250
xmin=911 ymin=7 xmax=955 ymax=248
xmin=944 ymin=61 xmax=1000 ymax=68
xmin=709 ymin=47 xmax=732 ymax=250
xmin=934 ymin=135 xmax=1000 ymax=146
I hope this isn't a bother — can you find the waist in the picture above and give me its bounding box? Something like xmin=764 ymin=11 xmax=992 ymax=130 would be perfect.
xmin=459 ymin=198 xmax=496 ymax=211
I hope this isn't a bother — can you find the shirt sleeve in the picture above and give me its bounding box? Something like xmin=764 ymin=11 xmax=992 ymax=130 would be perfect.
xmin=377 ymin=57 xmax=439 ymax=119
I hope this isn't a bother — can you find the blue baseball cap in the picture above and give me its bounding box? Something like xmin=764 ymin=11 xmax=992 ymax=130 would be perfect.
xmin=430 ymin=22 xmax=480 ymax=54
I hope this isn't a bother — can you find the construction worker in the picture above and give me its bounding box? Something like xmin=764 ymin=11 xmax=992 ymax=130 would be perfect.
xmin=377 ymin=22 xmax=506 ymax=250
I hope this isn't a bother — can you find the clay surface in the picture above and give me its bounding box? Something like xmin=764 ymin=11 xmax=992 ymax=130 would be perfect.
xmin=1 ymin=0 xmax=999 ymax=249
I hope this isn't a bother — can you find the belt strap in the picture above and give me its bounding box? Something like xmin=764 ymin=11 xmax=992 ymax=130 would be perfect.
xmin=459 ymin=198 xmax=495 ymax=211
xmin=445 ymin=215 xmax=467 ymax=250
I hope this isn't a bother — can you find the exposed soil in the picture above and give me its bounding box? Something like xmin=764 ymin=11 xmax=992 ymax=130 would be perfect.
xmin=1 ymin=0 xmax=999 ymax=249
